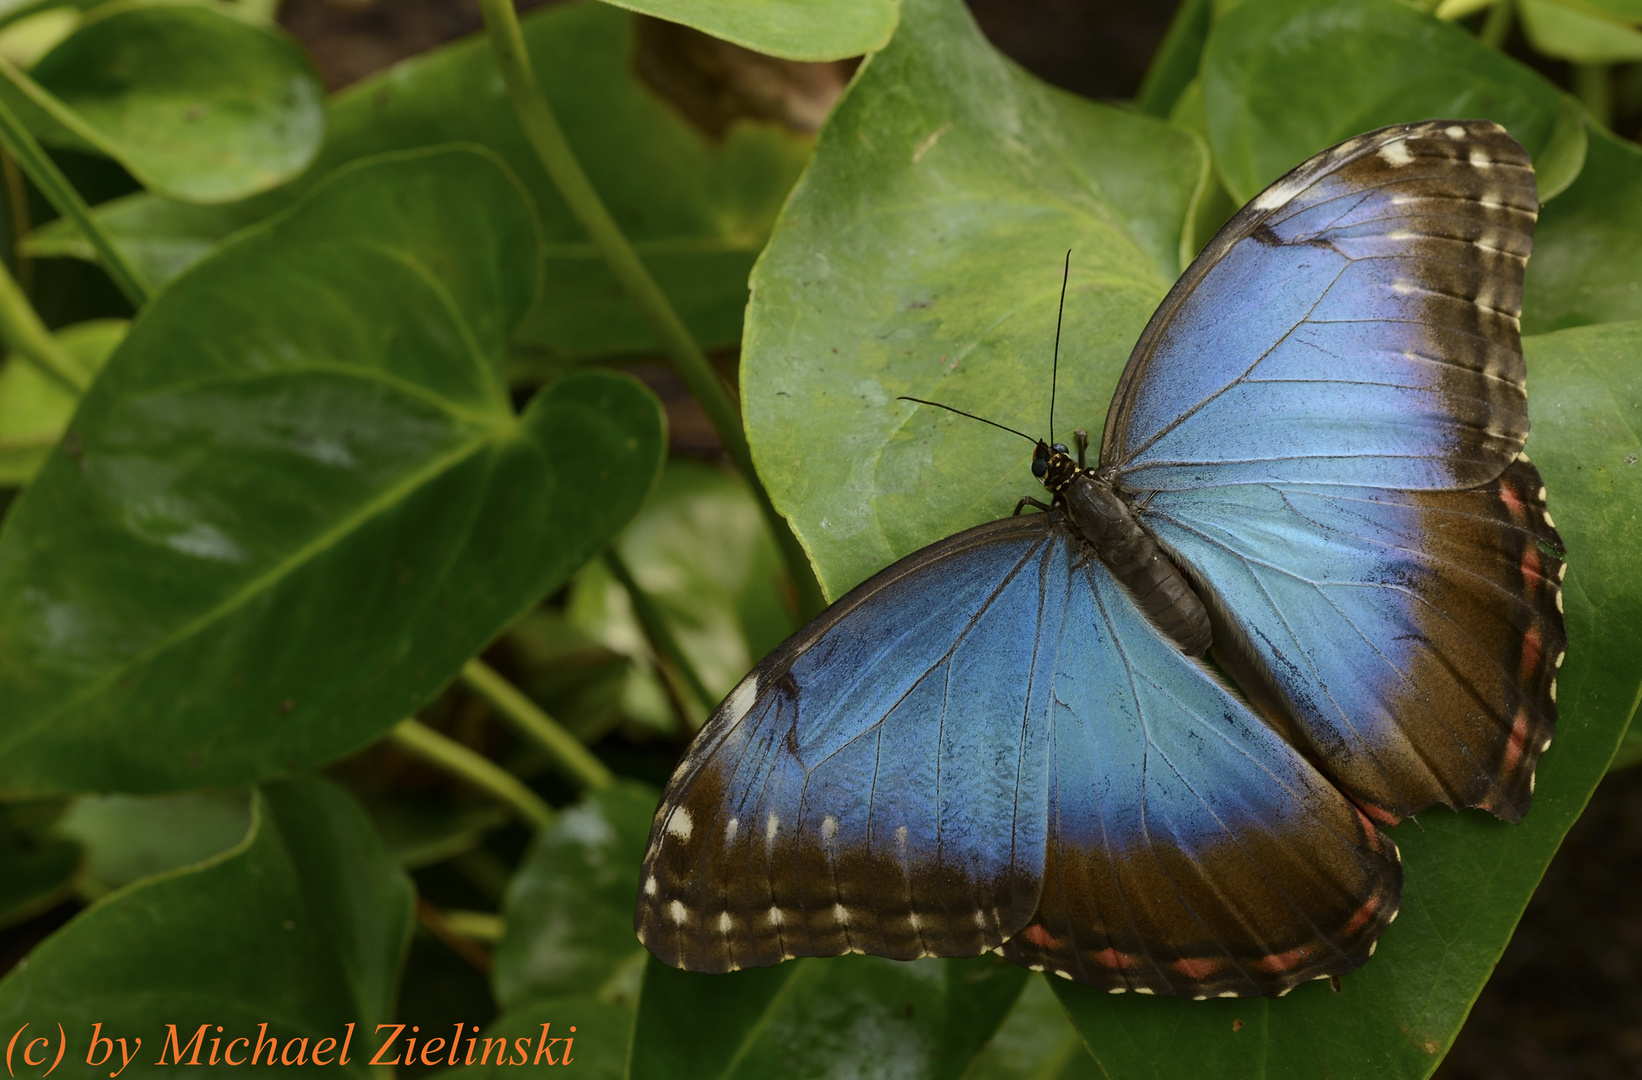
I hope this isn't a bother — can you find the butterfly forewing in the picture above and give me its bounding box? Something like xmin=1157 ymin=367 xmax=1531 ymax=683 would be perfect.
xmin=1103 ymin=120 xmax=1536 ymax=493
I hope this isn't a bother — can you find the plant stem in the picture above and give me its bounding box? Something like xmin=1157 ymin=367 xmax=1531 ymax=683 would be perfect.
xmin=0 ymin=66 xmax=149 ymax=308
xmin=0 ymin=253 xmax=85 ymax=393
xmin=2 ymin=148 xmax=33 ymax=295
xmin=1573 ymin=64 xmax=1612 ymax=130
xmin=460 ymin=657 xmax=615 ymax=790
xmin=389 ymin=718 xmax=555 ymax=830
xmin=1480 ymin=0 xmax=1513 ymax=49
xmin=603 ymin=547 xmax=717 ymax=720
xmin=477 ymin=0 xmax=825 ymax=619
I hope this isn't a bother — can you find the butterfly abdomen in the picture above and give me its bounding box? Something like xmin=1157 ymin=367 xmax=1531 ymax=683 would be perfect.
xmin=1060 ymin=474 xmax=1213 ymax=656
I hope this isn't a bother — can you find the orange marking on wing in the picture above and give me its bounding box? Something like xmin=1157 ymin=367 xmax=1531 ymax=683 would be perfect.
xmin=1501 ymin=707 xmax=1530 ymax=774
xmin=1358 ymin=801 xmax=1401 ymax=828
xmin=1093 ymin=947 xmax=1135 ymax=970
xmin=1171 ymin=956 xmax=1221 ymax=979
xmin=1341 ymin=894 xmax=1382 ymax=937
xmin=1520 ymin=547 xmax=1542 ymax=591
xmin=1498 ymin=483 xmax=1525 ymax=519
xmin=1521 ymin=627 xmax=1542 ymax=678
xmin=1252 ymin=946 xmax=1310 ymax=974
xmin=1022 ymin=924 xmax=1061 ymax=950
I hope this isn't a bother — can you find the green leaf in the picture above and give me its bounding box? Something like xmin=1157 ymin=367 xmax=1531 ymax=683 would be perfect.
xmin=568 ymin=459 xmax=798 ymax=726
xmin=630 ymin=953 xmax=1027 ymax=1080
xmin=0 ymin=147 xmax=667 ymax=795
xmin=0 ymin=318 xmax=123 ymax=486
xmin=27 ymin=3 xmax=814 ymax=360
xmin=1201 ymin=0 xmax=1575 ymax=204
xmin=0 ymin=777 xmax=414 ymax=1075
xmin=1134 ymin=0 xmax=1214 ymax=119
xmin=742 ymin=0 xmax=1208 ymax=598
xmin=597 ymin=0 xmax=898 ymax=61
xmin=9 ymin=3 xmax=324 ymax=202
xmin=1045 ymin=323 xmax=1639 ymax=1080
xmin=1518 ymin=0 xmax=1642 ymax=62
xmin=54 ymin=790 xmax=250 ymax=896
xmin=1525 ymin=126 xmax=1642 ymax=334
xmin=439 ymin=995 xmax=630 ymax=1077
xmin=492 ymin=782 xmax=657 ymax=1010
xmin=353 ymin=793 xmax=509 ymax=870
xmin=961 ymin=975 xmax=1101 ymax=1080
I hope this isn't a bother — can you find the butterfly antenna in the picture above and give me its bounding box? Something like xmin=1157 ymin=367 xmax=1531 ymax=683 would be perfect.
xmin=1050 ymin=249 xmax=1070 ymax=444
xmin=898 ymin=397 xmax=1038 ymax=445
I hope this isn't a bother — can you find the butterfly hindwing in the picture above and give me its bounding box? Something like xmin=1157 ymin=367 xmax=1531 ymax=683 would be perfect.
xmin=1142 ymin=455 xmax=1565 ymax=823
xmin=637 ymin=514 xmax=1403 ymax=996
xmin=997 ymin=557 xmax=1400 ymax=998
xmin=1103 ymin=119 xmax=1536 ymax=493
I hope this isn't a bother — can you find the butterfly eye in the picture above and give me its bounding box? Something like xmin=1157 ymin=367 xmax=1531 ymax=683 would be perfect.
xmin=1031 ymin=457 xmax=1048 ymax=479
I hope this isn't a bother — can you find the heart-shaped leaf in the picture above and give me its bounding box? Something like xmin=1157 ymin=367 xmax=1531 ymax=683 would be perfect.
xmin=5 ymin=3 xmax=324 ymax=202
xmin=0 ymin=146 xmax=666 ymax=796
xmin=0 ymin=777 xmax=414 ymax=1075
xmin=742 ymin=0 xmax=1208 ymax=599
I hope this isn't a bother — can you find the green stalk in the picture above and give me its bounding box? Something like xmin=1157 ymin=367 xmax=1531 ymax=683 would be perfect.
xmin=0 ymin=69 xmax=149 ymax=309
xmin=1573 ymin=64 xmax=1613 ymax=130
xmin=460 ymin=657 xmax=615 ymax=790
xmin=0 ymin=253 xmax=86 ymax=393
xmin=604 ymin=548 xmax=717 ymax=719
xmin=477 ymin=0 xmax=825 ymax=619
xmin=390 ymin=718 xmax=555 ymax=830
xmin=1480 ymin=0 xmax=1514 ymax=49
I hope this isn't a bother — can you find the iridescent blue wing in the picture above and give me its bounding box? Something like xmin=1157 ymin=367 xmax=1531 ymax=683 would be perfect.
xmin=636 ymin=514 xmax=1401 ymax=997
xmin=1142 ymin=457 xmax=1565 ymax=823
xmin=1098 ymin=119 xmax=1563 ymax=821
xmin=1102 ymin=120 xmax=1536 ymax=492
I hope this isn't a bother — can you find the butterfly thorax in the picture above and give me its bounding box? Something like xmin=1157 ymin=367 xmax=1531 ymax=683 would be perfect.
xmin=1034 ymin=442 xmax=1213 ymax=657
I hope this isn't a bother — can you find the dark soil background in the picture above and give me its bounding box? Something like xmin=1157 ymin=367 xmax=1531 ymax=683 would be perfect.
xmin=277 ymin=1 xmax=1642 ymax=1076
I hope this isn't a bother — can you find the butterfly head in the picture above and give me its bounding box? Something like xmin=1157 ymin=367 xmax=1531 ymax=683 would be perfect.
xmin=1032 ymin=440 xmax=1079 ymax=493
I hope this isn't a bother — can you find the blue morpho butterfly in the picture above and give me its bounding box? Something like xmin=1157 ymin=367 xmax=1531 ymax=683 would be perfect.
xmin=635 ymin=120 xmax=1567 ymax=998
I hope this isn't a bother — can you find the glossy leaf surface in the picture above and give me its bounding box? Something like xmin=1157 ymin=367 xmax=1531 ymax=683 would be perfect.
xmin=0 ymin=147 xmax=667 ymax=795
xmin=14 ymin=4 xmax=323 ymax=202
xmin=0 ymin=778 xmax=414 ymax=1075
xmin=493 ymin=782 xmax=656 ymax=1010
xmin=629 ymin=953 xmax=1027 ymax=1080
xmin=742 ymin=0 xmax=1207 ymax=598
xmin=598 ymin=0 xmax=897 ymax=60
xmin=27 ymin=3 xmax=812 ymax=360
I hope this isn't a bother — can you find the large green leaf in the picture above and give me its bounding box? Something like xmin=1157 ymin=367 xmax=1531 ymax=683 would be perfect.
xmin=629 ymin=954 xmax=1027 ymax=1080
xmin=27 ymin=2 xmax=813 ymax=360
xmin=1525 ymin=126 xmax=1642 ymax=334
xmin=0 ymin=147 xmax=667 ymax=795
xmin=598 ymin=0 xmax=898 ymax=61
xmin=6 ymin=3 xmax=323 ymax=202
xmin=961 ymin=976 xmax=1101 ymax=1080
xmin=54 ymin=791 xmax=250 ymax=896
xmin=0 ymin=318 xmax=123 ymax=486
xmin=742 ymin=0 xmax=1208 ymax=598
xmin=492 ymin=782 xmax=657 ymax=1010
xmin=1045 ymin=325 xmax=1640 ymax=1079
xmin=0 ymin=777 xmax=414 ymax=1077
xmin=1200 ymin=0 xmax=1584 ymax=204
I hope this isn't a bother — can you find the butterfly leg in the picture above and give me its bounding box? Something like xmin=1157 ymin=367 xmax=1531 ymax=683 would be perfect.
xmin=1074 ymin=430 xmax=1089 ymax=468
xmin=1014 ymin=496 xmax=1053 ymax=516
